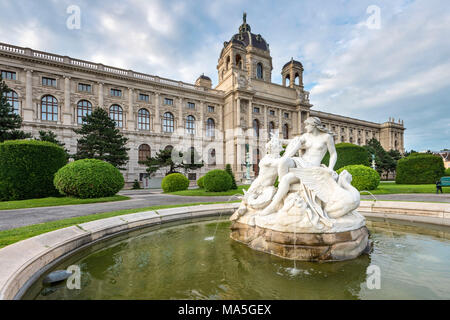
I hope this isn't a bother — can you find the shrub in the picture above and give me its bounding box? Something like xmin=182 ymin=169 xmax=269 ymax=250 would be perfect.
xmin=161 ymin=173 xmax=189 ymax=192
xmin=322 ymin=143 xmax=370 ymax=170
xmin=132 ymin=179 xmax=141 ymax=189
xmin=444 ymin=168 xmax=450 ymax=177
xmin=197 ymin=175 xmax=205 ymax=188
xmin=203 ymin=169 xmax=232 ymax=192
xmin=337 ymin=165 xmax=380 ymax=191
xmin=54 ymin=159 xmax=124 ymax=198
xmin=225 ymin=164 xmax=238 ymax=189
xmin=0 ymin=140 xmax=67 ymax=200
xmin=396 ymin=154 xmax=445 ymax=184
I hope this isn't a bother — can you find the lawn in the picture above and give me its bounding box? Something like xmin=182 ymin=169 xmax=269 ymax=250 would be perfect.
xmin=0 ymin=201 xmax=239 ymax=249
xmin=362 ymin=182 xmax=448 ymax=195
xmin=168 ymin=184 xmax=250 ymax=196
xmin=0 ymin=195 xmax=130 ymax=210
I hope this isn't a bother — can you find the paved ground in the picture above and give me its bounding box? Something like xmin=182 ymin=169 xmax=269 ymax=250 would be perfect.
xmin=0 ymin=191 xmax=448 ymax=231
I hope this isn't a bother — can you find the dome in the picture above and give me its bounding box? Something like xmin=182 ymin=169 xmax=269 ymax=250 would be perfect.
xmin=283 ymin=58 xmax=303 ymax=70
xmin=198 ymin=74 xmax=211 ymax=81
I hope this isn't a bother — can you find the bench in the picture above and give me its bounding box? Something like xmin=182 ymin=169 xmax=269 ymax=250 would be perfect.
xmin=437 ymin=177 xmax=450 ymax=193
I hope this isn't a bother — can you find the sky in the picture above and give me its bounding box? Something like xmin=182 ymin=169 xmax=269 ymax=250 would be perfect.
xmin=0 ymin=0 xmax=448 ymax=152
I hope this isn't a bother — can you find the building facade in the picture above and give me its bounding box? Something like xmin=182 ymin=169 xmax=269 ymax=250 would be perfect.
xmin=0 ymin=16 xmax=405 ymax=185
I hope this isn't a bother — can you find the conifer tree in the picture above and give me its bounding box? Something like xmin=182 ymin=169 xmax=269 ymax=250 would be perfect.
xmin=225 ymin=164 xmax=238 ymax=189
xmin=73 ymin=108 xmax=129 ymax=169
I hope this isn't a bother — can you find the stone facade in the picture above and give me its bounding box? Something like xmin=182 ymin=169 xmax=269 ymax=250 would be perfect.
xmin=0 ymin=17 xmax=405 ymax=185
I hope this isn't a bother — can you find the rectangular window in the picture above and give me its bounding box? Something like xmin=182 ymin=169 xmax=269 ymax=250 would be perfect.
xmin=139 ymin=93 xmax=149 ymax=102
xmin=42 ymin=77 xmax=56 ymax=87
xmin=78 ymin=83 xmax=92 ymax=92
xmin=110 ymin=88 xmax=122 ymax=97
xmin=269 ymin=110 xmax=275 ymax=116
xmin=284 ymin=112 xmax=289 ymax=119
xmin=253 ymin=107 xmax=260 ymax=113
xmin=1 ymin=70 xmax=16 ymax=80
xmin=187 ymin=102 xmax=195 ymax=109
xmin=208 ymin=106 xmax=215 ymax=113
xmin=164 ymin=98 xmax=173 ymax=105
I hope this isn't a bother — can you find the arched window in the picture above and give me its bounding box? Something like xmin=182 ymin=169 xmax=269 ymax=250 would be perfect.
xmin=294 ymin=73 xmax=300 ymax=85
xmin=186 ymin=115 xmax=195 ymax=134
xmin=283 ymin=124 xmax=289 ymax=139
xmin=109 ymin=104 xmax=123 ymax=128
xmin=77 ymin=100 xmax=92 ymax=124
xmin=41 ymin=95 xmax=58 ymax=121
xmin=164 ymin=145 xmax=173 ymax=152
xmin=4 ymin=90 xmax=19 ymax=115
xmin=350 ymin=137 xmax=353 ymax=143
xmin=138 ymin=108 xmax=150 ymax=130
xmin=138 ymin=144 xmax=151 ymax=162
xmin=256 ymin=63 xmax=263 ymax=79
xmin=206 ymin=118 xmax=215 ymax=137
xmin=253 ymin=119 xmax=260 ymax=138
xmin=236 ymin=54 xmax=242 ymax=69
xmin=226 ymin=56 xmax=230 ymax=70
xmin=268 ymin=121 xmax=275 ymax=137
xmin=285 ymin=74 xmax=290 ymax=87
xmin=208 ymin=148 xmax=216 ymax=165
xmin=163 ymin=112 xmax=174 ymax=133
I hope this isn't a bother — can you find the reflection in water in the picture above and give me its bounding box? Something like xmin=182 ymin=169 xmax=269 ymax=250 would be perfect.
xmin=23 ymin=219 xmax=450 ymax=300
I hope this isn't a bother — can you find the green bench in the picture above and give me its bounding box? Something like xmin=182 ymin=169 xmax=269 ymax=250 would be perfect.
xmin=437 ymin=177 xmax=450 ymax=193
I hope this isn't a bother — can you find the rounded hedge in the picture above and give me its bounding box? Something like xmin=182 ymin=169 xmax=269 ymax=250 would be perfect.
xmin=0 ymin=140 xmax=67 ymax=201
xmin=161 ymin=173 xmax=189 ymax=192
xmin=337 ymin=165 xmax=380 ymax=191
xmin=322 ymin=143 xmax=370 ymax=170
xmin=396 ymin=154 xmax=445 ymax=184
xmin=54 ymin=159 xmax=124 ymax=198
xmin=197 ymin=175 xmax=205 ymax=188
xmin=444 ymin=168 xmax=450 ymax=177
xmin=203 ymin=169 xmax=232 ymax=192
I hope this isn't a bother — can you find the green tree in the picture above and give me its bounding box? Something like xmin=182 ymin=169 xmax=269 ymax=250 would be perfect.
xmin=0 ymin=77 xmax=31 ymax=142
xmin=35 ymin=130 xmax=69 ymax=157
xmin=364 ymin=138 xmax=395 ymax=178
xmin=73 ymin=108 xmax=129 ymax=169
xmin=225 ymin=164 xmax=238 ymax=189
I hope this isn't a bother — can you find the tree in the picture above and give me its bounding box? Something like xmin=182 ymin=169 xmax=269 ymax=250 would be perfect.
xmin=35 ymin=130 xmax=69 ymax=157
xmin=0 ymin=77 xmax=31 ymax=142
xmin=225 ymin=164 xmax=238 ymax=189
xmin=364 ymin=138 xmax=395 ymax=179
xmin=73 ymin=108 xmax=129 ymax=169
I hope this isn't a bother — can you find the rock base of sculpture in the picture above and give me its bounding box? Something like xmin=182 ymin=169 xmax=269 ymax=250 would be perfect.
xmin=230 ymin=221 xmax=372 ymax=262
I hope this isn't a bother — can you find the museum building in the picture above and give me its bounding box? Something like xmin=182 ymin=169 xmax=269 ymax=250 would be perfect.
xmin=0 ymin=16 xmax=405 ymax=186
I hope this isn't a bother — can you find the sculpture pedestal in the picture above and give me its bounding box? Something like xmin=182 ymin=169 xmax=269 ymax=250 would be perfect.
xmin=230 ymin=222 xmax=372 ymax=262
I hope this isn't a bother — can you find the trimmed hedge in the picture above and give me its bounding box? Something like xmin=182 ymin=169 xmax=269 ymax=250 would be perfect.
xmin=0 ymin=140 xmax=67 ymax=200
xmin=197 ymin=175 xmax=205 ymax=188
xmin=322 ymin=143 xmax=370 ymax=170
xmin=396 ymin=154 xmax=445 ymax=184
xmin=161 ymin=173 xmax=189 ymax=192
xmin=444 ymin=168 xmax=450 ymax=177
xmin=203 ymin=169 xmax=232 ymax=192
xmin=54 ymin=159 xmax=124 ymax=198
xmin=337 ymin=165 xmax=380 ymax=191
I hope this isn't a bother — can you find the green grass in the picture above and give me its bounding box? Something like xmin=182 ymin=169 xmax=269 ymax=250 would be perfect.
xmin=168 ymin=185 xmax=250 ymax=196
xmin=361 ymin=182 xmax=449 ymax=195
xmin=0 ymin=201 xmax=239 ymax=249
xmin=0 ymin=195 xmax=130 ymax=211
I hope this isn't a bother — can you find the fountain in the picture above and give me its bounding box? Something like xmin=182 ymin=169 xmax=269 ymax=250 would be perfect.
xmin=230 ymin=117 xmax=372 ymax=261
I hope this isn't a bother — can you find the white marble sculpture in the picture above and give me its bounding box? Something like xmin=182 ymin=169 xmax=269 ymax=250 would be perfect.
xmin=231 ymin=116 xmax=365 ymax=234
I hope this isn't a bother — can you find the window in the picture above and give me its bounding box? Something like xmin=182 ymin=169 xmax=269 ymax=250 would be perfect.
xmin=1 ymin=70 xmax=16 ymax=80
xmin=269 ymin=110 xmax=275 ymax=116
xmin=110 ymin=89 xmax=122 ymax=97
xmin=78 ymin=83 xmax=91 ymax=92
xmin=163 ymin=112 xmax=174 ymax=133
xmin=350 ymin=137 xmax=353 ymax=143
xmin=186 ymin=115 xmax=195 ymax=134
xmin=139 ymin=93 xmax=149 ymax=102
xmin=206 ymin=118 xmax=215 ymax=137
xmin=138 ymin=144 xmax=151 ymax=162
xmin=4 ymin=90 xmax=19 ymax=115
xmin=208 ymin=106 xmax=215 ymax=113
xmin=187 ymin=102 xmax=195 ymax=109
xmin=253 ymin=119 xmax=260 ymax=138
xmin=138 ymin=108 xmax=150 ymax=130
xmin=164 ymin=98 xmax=173 ymax=105
xmin=268 ymin=121 xmax=275 ymax=137
xmin=283 ymin=123 xmax=289 ymax=139
xmin=341 ymin=128 xmax=345 ymax=133
xmin=41 ymin=95 xmax=58 ymax=121
xmin=357 ymin=138 xmax=361 ymax=145
xmin=284 ymin=112 xmax=289 ymax=119
xmin=42 ymin=77 xmax=56 ymax=87
xmin=256 ymin=63 xmax=263 ymax=79
xmin=236 ymin=54 xmax=242 ymax=69
xmin=188 ymin=173 xmax=197 ymax=181
xmin=77 ymin=100 xmax=92 ymax=124
xmin=109 ymin=104 xmax=123 ymax=128
xmin=253 ymin=107 xmax=260 ymax=113
xmin=208 ymin=148 xmax=216 ymax=165
xmin=341 ymin=135 xmax=345 ymax=142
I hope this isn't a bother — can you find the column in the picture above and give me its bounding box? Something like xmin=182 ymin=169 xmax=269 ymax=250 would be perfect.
xmin=278 ymin=107 xmax=283 ymax=138
xmin=98 ymin=83 xmax=104 ymax=109
xmin=293 ymin=110 xmax=298 ymax=135
xmin=198 ymin=101 xmax=204 ymax=138
xmin=263 ymin=105 xmax=268 ymax=140
xmin=154 ymin=93 xmax=160 ymax=132
xmin=127 ymin=88 xmax=134 ymax=130
xmin=236 ymin=97 xmax=240 ymax=129
xmin=23 ymin=69 xmax=34 ymax=121
xmin=248 ymin=99 xmax=252 ymax=134
xmin=178 ymin=97 xmax=184 ymax=133
xmin=63 ymin=76 xmax=71 ymax=124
